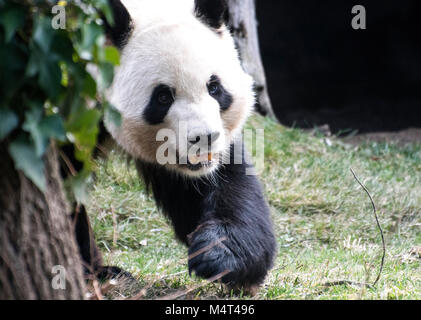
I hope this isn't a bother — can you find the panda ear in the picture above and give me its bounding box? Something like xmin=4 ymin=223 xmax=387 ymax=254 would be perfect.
xmin=195 ymin=0 xmax=228 ymax=30
xmin=104 ymin=0 xmax=133 ymax=49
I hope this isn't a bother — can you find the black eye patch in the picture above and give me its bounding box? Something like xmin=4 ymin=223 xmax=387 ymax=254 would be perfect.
xmin=143 ymin=84 xmax=175 ymax=125
xmin=207 ymin=75 xmax=233 ymax=111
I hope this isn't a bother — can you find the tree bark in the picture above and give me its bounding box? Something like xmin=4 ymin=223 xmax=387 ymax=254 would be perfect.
xmin=0 ymin=142 xmax=86 ymax=300
xmin=226 ymin=0 xmax=275 ymax=118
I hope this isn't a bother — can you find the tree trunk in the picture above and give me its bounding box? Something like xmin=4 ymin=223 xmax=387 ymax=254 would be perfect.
xmin=226 ymin=0 xmax=275 ymax=118
xmin=0 ymin=142 xmax=86 ymax=300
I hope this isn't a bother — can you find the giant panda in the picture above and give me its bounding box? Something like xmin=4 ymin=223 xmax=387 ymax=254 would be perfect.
xmin=76 ymin=0 xmax=277 ymax=294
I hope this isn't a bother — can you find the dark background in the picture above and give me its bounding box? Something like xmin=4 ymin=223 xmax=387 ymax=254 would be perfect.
xmin=256 ymin=0 xmax=421 ymax=133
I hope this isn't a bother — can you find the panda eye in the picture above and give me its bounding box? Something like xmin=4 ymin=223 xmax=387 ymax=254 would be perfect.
xmin=208 ymin=80 xmax=221 ymax=96
xmin=207 ymin=75 xmax=233 ymax=111
xmin=156 ymin=88 xmax=174 ymax=106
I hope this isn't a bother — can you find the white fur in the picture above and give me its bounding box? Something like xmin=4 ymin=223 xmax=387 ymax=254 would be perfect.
xmin=106 ymin=0 xmax=255 ymax=177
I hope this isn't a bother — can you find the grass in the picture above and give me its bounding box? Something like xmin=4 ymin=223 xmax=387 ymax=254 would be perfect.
xmin=86 ymin=114 xmax=421 ymax=300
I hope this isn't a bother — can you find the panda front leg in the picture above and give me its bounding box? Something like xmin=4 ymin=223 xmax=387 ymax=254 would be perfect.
xmin=187 ymin=167 xmax=277 ymax=294
xmin=187 ymin=214 xmax=276 ymax=294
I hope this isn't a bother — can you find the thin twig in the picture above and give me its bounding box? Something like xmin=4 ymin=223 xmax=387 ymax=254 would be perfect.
xmin=188 ymin=237 xmax=228 ymax=260
xmin=58 ymin=150 xmax=77 ymax=177
xmin=350 ymin=168 xmax=386 ymax=287
xmin=92 ymin=280 xmax=104 ymax=300
xmin=156 ymin=270 xmax=230 ymax=300
xmin=319 ymin=168 xmax=386 ymax=290
xmin=111 ymin=207 xmax=118 ymax=248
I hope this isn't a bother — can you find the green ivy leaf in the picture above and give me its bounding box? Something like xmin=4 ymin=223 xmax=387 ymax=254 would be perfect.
xmin=83 ymin=72 xmax=97 ymax=98
xmin=23 ymin=106 xmax=67 ymax=157
xmin=26 ymin=43 xmax=63 ymax=100
xmin=94 ymin=0 xmax=114 ymax=25
xmin=81 ymin=22 xmax=102 ymax=51
xmin=69 ymin=170 xmax=92 ymax=204
xmin=25 ymin=46 xmax=41 ymax=77
xmin=98 ymin=62 xmax=114 ymax=90
xmin=40 ymin=114 xmax=67 ymax=142
xmin=100 ymin=46 xmax=120 ymax=65
xmin=38 ymin=54 xmax=62 ymax=99
xmin=51 ymin=31 xmax=74 ymax=63
xmin=67 ymin=106 xmax=101 ymax=165
xmin=33 ymin=15 xmax=54 ymax=53
xmin=3 ymin=1 xmax=118 ymax=198
xmin=0 ymin=4 xmax=26 ymax=43
xmin=67 ymin=107 xmax=102 ymax=133
xmin=0 ymin=108 xmax=19 ymax=140
xmin=9 ymin=136 xmax=46 ymax=192
xmin=104 ymin=102 xmax=121 ymax=128
xmin=23 ymin=106 xmax=46 ymax=157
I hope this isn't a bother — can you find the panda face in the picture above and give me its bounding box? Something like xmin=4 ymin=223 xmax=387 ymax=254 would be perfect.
xmin=106 ymin=0 xmax=255 ymax=177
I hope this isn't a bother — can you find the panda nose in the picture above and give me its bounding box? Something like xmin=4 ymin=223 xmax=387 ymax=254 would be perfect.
xmin=188 ymin=132 xmax=220 ymax=147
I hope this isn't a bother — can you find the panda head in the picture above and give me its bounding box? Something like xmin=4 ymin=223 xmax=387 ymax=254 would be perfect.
xmin=105 ymin=0 xmax=255 ymax=178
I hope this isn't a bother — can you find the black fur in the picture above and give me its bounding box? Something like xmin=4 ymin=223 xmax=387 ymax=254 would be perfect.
xmin=104 ymin=0 xmax=133 ymax=49
xmin=72 ymin=204 xmax=103 ymax=272
xmin=208 ymin=75 xmax=233 ymax=111
xmin=71 ymin=0 xmax=276 ymax=290
xmin=143 ymin=85 xmax=175 ymax=125
xmin=136 ymin=144 xmax=276 ymax=288
xmin=195 ymin=0 xmax=228 ymax=30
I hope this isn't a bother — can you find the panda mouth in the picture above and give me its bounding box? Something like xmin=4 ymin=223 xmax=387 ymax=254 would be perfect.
xmin=184 ymin=153 xmax=218 ymax=172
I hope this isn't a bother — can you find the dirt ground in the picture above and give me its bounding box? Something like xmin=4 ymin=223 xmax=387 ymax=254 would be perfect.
xmin=343 ymin=128 xmax=421 ymax=146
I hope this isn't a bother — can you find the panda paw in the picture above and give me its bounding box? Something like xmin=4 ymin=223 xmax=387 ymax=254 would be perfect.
xmin=187 ymin=226 xmax=244 ymax=286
